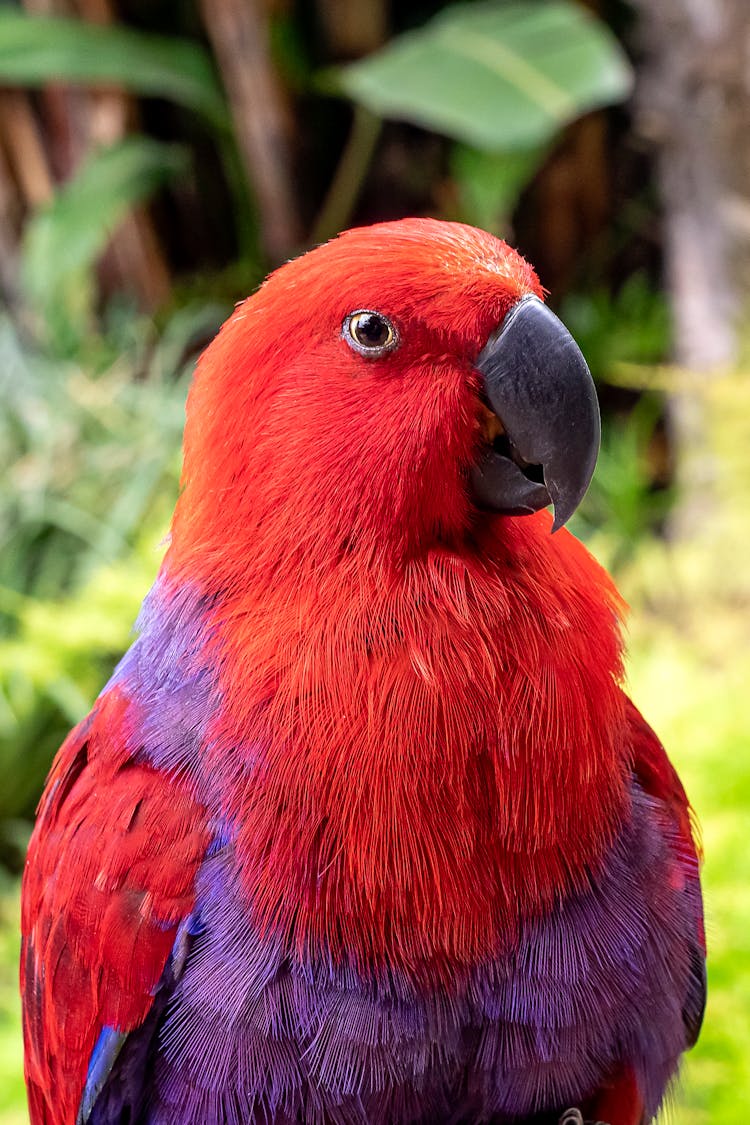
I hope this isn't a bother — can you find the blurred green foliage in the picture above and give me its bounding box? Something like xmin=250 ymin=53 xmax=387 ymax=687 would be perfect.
xmin=561 ymin=275 xmax=672 ymax=373
xmin=333 ymin=0 xmax=631 ymax=234
xmin=0 ymin=302 xmax=226 ymax=845
xmin=3 ymin=0 xmax=632 ymax=302
xmin=573 ymin=395 xmax=672 ymax=563
xmin=629 ymin=622 xmax=750 ymax=1125
xmin=0 ymin=300 xmax=225 ymax=597
xmin=22 ymin=139 xmax=189 ymax=354
xmin=568 ymin=277 xmax=674 ymax=560
xmin=0 ymin=11 xmax=227 ymax=122
xmin=0 ymin=873 xmax=25 ymax=1124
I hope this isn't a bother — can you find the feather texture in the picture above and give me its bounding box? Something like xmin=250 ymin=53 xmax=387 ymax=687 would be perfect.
xmin=21 ymin=688 xmax=209 ymax=1122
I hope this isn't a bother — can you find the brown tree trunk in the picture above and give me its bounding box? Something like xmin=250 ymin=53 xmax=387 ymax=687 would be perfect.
xmin=317 ymin=0 xmax=388 ymax=59
xmin=634 ymin=0 xmax=745 ymax=371
xmin=200 ymin=0 xmax=302 ymax=264
xmin=633 ymin=0 xmax=750 ymax=534
xmin=73 ymin=0 xmax=172 ymax=308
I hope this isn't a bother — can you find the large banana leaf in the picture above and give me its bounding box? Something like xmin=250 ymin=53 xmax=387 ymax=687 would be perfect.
xmin=0 ymin=12 xmax=226 ymax=124
xmin=335 ymin=1 xmax=632 ymax=151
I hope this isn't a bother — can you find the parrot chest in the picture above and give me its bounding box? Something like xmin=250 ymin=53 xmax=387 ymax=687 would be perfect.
xmin=129 ymin=785 xmax=697 ymax=1125
xmin=202 ymin=567 xmax=630 ymax=975
xmin=131 ymin=534 xmax=630 ymax=975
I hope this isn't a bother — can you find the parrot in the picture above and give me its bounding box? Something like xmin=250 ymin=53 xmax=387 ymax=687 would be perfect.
xmin=21 ymin=218 xmax=705 ymax=1125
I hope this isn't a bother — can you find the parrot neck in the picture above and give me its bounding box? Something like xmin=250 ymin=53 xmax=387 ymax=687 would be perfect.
xmin=163 ymin=511 xmax=629 ymax=974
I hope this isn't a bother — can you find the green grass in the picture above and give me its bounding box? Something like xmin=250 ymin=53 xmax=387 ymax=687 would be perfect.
xmin=628 ymin=611 xmax=750 ymax=1123
xmin=0 ymin=876 xmax=25 ymax=1124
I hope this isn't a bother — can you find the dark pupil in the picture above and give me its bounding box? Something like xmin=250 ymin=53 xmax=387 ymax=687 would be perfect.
xmin=356 ymin=314 xmax=389 ymax=347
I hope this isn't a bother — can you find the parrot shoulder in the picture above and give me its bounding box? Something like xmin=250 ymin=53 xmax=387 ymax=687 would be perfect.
xmin=626 ymin=696 xmax=694 ymax=845
xmin=625 ymin=693 xmax=706 ymax=1049
xmin=20 ymin=686 xmax=209 ymax=1124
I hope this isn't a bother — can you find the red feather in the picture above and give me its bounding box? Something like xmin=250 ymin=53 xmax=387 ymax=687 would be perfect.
xmin=627 ymin=696 xmax=705 ymax=954
xmin=588 ymin=1065 xmax=645 ymax=1125
xmin=179 ymin=513 xmax=630 ymax=975
xmin=21 ymin=687 xmax=209 ymax=1123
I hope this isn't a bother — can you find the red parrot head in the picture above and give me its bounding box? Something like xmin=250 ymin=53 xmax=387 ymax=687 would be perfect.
xmin=170 ymin=219 xmax=599 ymax=580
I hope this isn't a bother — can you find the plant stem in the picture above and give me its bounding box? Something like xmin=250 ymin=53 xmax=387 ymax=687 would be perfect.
xmin=311 ymin=105 xmax=381 ymax=245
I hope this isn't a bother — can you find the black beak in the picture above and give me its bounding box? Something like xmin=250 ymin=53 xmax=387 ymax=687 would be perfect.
xmin=471 ymin=295 xmax=600 ymax=531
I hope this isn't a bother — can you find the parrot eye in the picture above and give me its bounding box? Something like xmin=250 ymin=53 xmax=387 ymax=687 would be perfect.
xmin=343 ymin=310 xmax=398 ymax=357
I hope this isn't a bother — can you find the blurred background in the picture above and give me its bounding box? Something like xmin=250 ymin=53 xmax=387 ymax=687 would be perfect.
xmin=0 ymin=0 xmax=749 ymax=1120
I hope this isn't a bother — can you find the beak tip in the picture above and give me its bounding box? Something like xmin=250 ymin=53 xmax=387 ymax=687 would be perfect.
xmin=548 ymin=476 xmax=591 ymax=533
xmin=550 ymin=502 xmax=572 ymax=533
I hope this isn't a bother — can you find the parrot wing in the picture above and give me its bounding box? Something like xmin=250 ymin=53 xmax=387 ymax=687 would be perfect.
xmin=625 ymin=694 xmax=707 ymax=1048
xmin=581 ymin=697 xmax=706 ymax=1125
xmin=20 ymin=686 xmax=210 ymax=1125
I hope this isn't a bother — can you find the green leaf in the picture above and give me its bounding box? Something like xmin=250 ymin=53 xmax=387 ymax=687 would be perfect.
xmin=334 ymin=1 xmax=633 ymax=151
xmin=451 ymin=142 xmax=546 ymax=232
xmin=0 ymin=11 xmax=227 ymax=124
xmin=21 ymin=137 xmax=187 ymax=336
